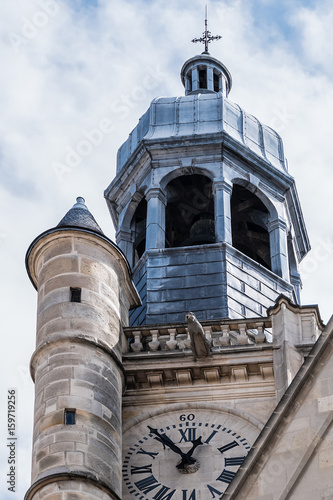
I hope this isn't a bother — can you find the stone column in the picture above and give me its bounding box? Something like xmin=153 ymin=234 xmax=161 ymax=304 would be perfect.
xmin=192 ymin=67 xmax=199 ymax=92
xmin=185 ymin=74 xmax=192 ymax=94
xmin=116 ymin=228 xmax=134 ymax=267
xmin=268 ymin=218 xmax=289 ymax=280
xmin=207 ymin=66 xmax=214 ymax=91
xmin=145 ymin=187 xmax=166 ymax=250
xmin=213 ymin=178 xmax=233 ymax=244
xmin=25 ymin=229 xmax=140 ymax=500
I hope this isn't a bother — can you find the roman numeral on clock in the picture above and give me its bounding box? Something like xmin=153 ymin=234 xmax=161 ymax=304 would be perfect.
xmin=182 ymin=489 xmax=196 ymax=499
xmin=217 ymin=440 xmax=239 ymax=454
xmin=134 ymin=474 xmax=159 ymax=494
xmin=134 ymin=475 xmax=176 ymax=499
xmin=216 ymin=469 xmax=237 ymax=484
xmin=179 ymin=427 xmax=197 ymax=442
xmin=131 ymin=464 xmax=153 ymax=474
xmin=225 ymin=456 xmax=246 ymax=467
xmin=136 ymin=447 xmax=159 ymax=459
xmin=207 ymin=484 xmax=223 ymax=498
xmin=153 ymin=486 xmax=176 ymax=499
xmin=204 ymin=430 xmax=218 ymax=444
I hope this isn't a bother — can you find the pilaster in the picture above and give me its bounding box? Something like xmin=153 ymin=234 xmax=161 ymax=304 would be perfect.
xmin=145 ymin=187 xmax=166 ymax=250
xmin=268 ymin=217 xmax=289 ymax=280
xmin=214 ymin=178 xmax=233 ymax=244
xmin=116 ymin=228 xmax=133 ymax=266
xmin=269 ymin=296 xmax=323 ymax=402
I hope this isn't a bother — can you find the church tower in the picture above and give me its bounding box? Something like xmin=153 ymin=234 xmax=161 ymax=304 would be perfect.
xmin=105 ymin=30 xmax=309 ymax=326
xmin=25 ymin=15 xmax=329 ymax=500
xmin=105 ymin=21 xmax=322 ymax=500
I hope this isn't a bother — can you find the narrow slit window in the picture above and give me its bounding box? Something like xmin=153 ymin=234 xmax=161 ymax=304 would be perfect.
xmin=70 ymin=287 xmax=81 ymax=303
xmin=65 ymin=409 xmax=76 ymax=425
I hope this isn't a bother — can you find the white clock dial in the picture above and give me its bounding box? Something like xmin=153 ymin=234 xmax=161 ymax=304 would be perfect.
xmin=123 ymin=409 xmax=254 ymax=499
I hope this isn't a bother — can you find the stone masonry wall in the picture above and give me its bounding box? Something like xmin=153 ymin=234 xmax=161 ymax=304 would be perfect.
xmin=30 ymin=480 xmax=117 ymax=499
xmin=26 ymin=231 xmax=133 ymax=500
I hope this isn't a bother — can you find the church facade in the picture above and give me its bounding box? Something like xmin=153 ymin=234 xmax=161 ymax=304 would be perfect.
xmin=25 ymin=28 xmax=333 ymax=500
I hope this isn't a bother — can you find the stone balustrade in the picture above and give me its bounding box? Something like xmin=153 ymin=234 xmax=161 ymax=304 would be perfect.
xmin=124 ymin=317 xmax=272 ymax=354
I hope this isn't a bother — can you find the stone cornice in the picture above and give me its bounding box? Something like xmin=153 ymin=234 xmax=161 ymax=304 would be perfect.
xmin=24 ymin=471 xmax=121 ymax=500
xmin=144 ymin=186 xmax=167 ymax=205
xmin=105 ymin=131 xmax=294 ymax=205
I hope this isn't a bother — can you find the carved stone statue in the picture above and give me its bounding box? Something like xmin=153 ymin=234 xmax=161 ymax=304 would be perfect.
xmin=185 ymin=312 xmax=211 ymax=360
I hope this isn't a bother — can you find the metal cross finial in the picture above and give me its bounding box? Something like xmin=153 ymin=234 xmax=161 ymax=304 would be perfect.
xmin=191 ymin=5 xmax=222 ymax=54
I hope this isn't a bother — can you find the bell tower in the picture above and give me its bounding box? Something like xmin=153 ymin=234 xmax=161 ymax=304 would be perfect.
xmin=24 ymin=14 xmax=328 ymax=500
xmin=105 ymin=31 xmax=309 ymax=326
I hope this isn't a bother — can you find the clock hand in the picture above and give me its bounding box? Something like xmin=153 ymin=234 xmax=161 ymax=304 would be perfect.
xmin=176 ymin=436 xmax=203 ymax=470
xmin=148 ymin=426 xmax=196 ymax=465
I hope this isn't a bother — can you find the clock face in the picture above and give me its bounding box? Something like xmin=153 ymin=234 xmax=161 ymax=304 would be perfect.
xmin=122 ymin=409 xmax=254 ymax=499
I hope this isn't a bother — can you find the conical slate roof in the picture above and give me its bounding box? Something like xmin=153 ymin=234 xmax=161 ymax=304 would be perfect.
xmin=57 ymin=197 xmax=104 ymax=235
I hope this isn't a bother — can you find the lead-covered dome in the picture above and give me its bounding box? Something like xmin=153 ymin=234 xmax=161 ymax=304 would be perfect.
xmin=116 ymin=92 xmax=286 ymax=173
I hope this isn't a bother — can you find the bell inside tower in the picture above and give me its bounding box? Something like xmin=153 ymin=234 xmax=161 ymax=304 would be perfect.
xmin=165 ymin=174 xmax=215 ymax=248
xmin=231 ymin=184 xmax=271 ymax=270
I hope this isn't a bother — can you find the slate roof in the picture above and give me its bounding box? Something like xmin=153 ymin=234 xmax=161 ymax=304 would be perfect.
xmin=57 ymin=197 xmax=104 ymax=235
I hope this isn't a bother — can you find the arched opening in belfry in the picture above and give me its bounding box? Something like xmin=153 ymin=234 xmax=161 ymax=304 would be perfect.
xmin=131 ymin=197 xmax=147 ymax=266
xmin=213 ymin=71 xmax=220 ymax=92
xmin=199 ymin=68 xmax=207 ymax=89
xmin=165 ymin=174 xmax=215 ymax=248
xmin=231 ymin=185 xmax=271 ymax=270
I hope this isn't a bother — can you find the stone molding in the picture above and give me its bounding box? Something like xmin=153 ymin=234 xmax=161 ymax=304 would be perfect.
xmin=213 ymin=177 xmax=233 ymax=195
xmin=268 ymin=217 xmax=288 ymax=232
xmin=123 ymin=402 xmax=265 ymax=434
xmin=24 ymin=472 xmax=122 ymax=500
xmin=144 ymin=186 xmax=167 ymax=205
xmin=29 ymin=335 xmax=126 ymax=385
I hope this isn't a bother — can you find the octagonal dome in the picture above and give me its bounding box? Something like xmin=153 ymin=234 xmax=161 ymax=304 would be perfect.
xmin=116 ymin=92 xmax=286 ymax=174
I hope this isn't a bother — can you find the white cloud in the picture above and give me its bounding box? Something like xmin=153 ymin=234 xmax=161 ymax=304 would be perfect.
xmin=0 ymin=0 xmax=332 ymax=497
xmin=294 ymin=0 xmax=333 ymax=75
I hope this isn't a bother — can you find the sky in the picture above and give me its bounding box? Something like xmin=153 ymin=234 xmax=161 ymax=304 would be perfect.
xmin=0 ymin=0 xmax=333 ymax=498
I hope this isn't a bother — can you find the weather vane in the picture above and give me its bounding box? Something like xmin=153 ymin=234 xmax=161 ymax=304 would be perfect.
xmin=191 ymin=5 xmax=222 ymax=54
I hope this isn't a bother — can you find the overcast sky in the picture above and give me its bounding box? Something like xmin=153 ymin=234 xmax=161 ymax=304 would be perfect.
xmin=1 ymin=0 xmax=332 ymax=498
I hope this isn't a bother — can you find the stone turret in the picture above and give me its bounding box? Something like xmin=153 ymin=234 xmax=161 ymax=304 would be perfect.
xmin=25 ymin=197 xmax=140 ymax=500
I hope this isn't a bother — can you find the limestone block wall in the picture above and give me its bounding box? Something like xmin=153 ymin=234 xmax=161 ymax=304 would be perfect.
xmin=28 ymin=480 xmax=116 ymax=500
xmin=270 ymin=297 xmax=323 ymax=402
xmin=26 ymin=230 xmax=139 ymax=500
xmin=224 ymin=317 xmax=333 ymax=500
xmin=31 ymin=343 xmax=122 ymax=496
